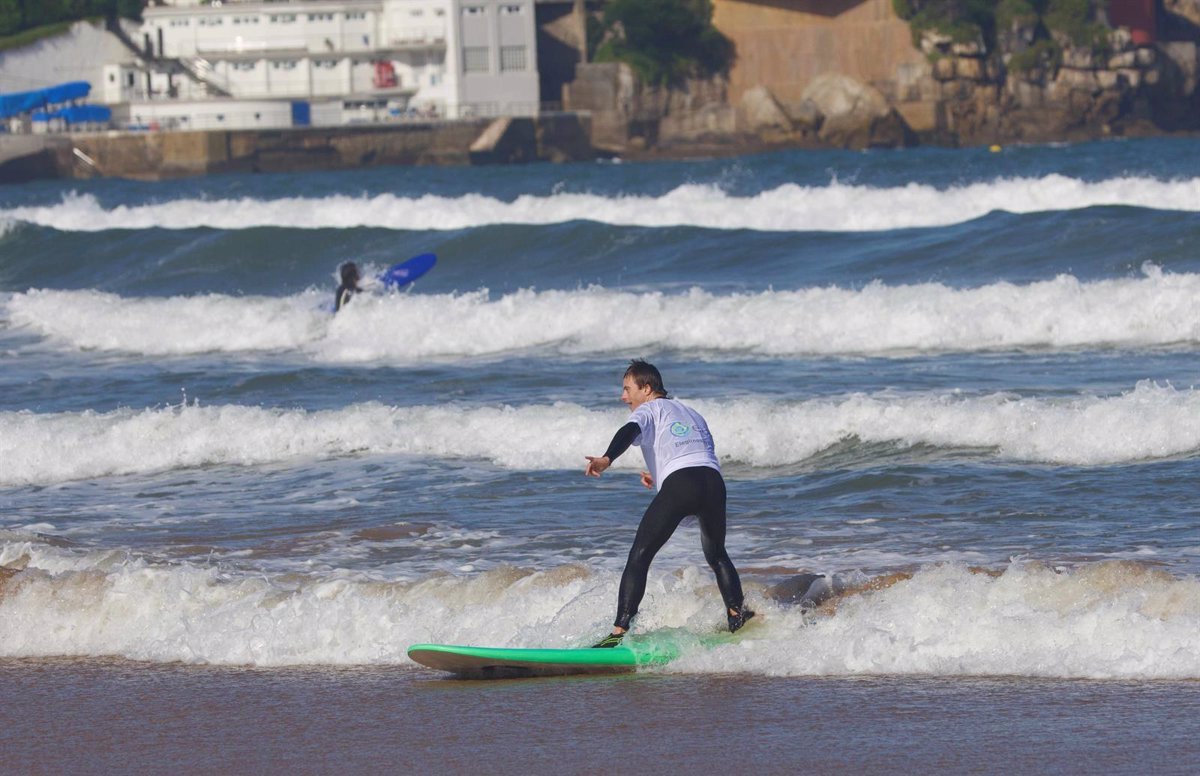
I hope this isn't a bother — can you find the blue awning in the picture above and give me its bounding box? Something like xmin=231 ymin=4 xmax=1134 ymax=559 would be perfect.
xmin=0 ymin=81 xmax=91 ymax=119
xmin=59 ymin=104 xmax=112 ymax=123
xmin=32 ymin=105 xmax=111 ymax=123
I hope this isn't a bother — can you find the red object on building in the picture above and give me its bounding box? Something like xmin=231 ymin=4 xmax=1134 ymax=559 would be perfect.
xmin=373 ymin=61 xmax=398 ymax=89
xmin=1109 ymin=0 xmax=1157 ymax=45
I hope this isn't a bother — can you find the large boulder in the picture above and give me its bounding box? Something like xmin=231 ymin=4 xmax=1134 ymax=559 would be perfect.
xmin=1165 ymin=0 xmax=1200 ymax=28
xmin=739 ymin=85 xmax=794 ymax=133
xmin=801 ymin=73 xmax=915 ymax=148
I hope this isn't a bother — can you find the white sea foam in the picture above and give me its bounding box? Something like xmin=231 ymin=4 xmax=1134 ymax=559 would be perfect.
xmin=4 ymin=382 xmax=1200 ymax=486
xmin=7 ymin=267 xmax=1200 ymax=359
xmin=6 ymin=289 xmax=326 ymax=355
xmin=1 ymin=543 xmax=1197 ymax=678
xmin=4 ymin=175 xmax=1200 ymax=233
xmin=670 ymin=561 xmax=1200 ymax=680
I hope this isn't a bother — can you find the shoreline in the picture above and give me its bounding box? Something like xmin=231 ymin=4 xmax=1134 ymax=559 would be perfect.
xmin=0 ymin=112 xmax=595 ymax=184
xmin=3 ymin=657 xmax=1198 ymax=773
xmin=6 ymin=119 xmax=1200 ymax=186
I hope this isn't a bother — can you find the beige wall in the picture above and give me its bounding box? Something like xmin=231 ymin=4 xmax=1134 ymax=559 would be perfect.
xmin=713 ymin=0 xmax=927 ymax=105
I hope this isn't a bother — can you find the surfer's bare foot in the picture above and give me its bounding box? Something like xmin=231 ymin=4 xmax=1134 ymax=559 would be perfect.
xmin=728 ymin=606 xmax=755 ymax=633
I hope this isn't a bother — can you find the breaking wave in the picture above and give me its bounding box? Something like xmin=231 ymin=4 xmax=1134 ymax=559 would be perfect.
xmin=3 ymin=381 xmax=1199 ymax=486
xmin=6 ymin=266 xmax=1200 ymax=359
xmin=0 ymin=541 xmax=1197 ymax=679
xmin=5 ymin=174 xmax=1200 ymax=233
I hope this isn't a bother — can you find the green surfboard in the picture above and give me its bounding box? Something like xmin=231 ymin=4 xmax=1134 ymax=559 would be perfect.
xmin=407 ymin=642 xmax=678 ymax=678
xmin=408 ymin=625 xmax=758 ymax=678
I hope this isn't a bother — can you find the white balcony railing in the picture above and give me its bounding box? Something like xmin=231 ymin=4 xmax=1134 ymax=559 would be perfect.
xmin=196 ymin=37 xmax=307 ymax=54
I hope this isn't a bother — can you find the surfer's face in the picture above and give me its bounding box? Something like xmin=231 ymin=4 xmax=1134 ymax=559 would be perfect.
xmin=621 ymin=376 xmax=654 ymax=410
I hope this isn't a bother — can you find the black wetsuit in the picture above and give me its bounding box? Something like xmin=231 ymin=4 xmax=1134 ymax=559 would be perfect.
xmin=333 ymin=283 xmax=358 ymax=312
xmin=602 ymin=422 xmax=746 ymax=630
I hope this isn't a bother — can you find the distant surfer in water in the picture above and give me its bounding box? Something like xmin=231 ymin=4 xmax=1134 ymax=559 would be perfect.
xmin=334 ymin=261 xmax=361 ymax=312
xmin=584 ymin=359 xmax=754 ymax=647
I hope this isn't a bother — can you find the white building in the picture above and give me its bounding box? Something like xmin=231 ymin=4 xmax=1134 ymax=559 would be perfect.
xmin=104 ymin=0 xmax=539 ymax=129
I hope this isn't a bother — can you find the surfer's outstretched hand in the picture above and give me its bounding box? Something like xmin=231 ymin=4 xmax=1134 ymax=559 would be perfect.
xmin=640 ymin=471 xmax=654 ymax=489
xmin=584 ymin=455 xmax=610 ymax=477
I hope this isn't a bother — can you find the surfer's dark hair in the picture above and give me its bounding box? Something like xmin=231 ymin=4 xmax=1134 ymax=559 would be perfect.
xmin=340 ymin=262 xmax=360 ymax=286
xmin=625 ymin=359 xmax=668 ymax=398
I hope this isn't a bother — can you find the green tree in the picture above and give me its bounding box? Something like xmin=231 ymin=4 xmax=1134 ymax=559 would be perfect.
xmin=20 ymin=0 xmax=62 ymax=27
xmin=0 ymin=0 xmax=20 ymax=36
xmin=8 ymin=0 xmax=142 ymax=35
xmin=116 ymin=0 xmax=143 ymax=20
xmin=594 ymin=0 xmax=734 ymax=86
xmin=894 ymin=0 xmax=995 ymax=44
xmin=1044 ymin=0 xmax=1109 ymax=47
xmin=894 ymin=0 xmax=1110 ymax=64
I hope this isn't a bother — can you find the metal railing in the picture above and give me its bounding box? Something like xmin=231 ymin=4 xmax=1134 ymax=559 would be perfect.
xmin=179 ymin=57 xmax=234 ymax=97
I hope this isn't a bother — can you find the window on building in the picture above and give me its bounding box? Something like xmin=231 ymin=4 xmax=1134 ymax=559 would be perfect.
xmin=500 ymin=5 xmax=523 ymax=15
xmin=499 ymin=45 xmax=526 ymax=72
xmin=463 ymin=47 xmax=489 ymax=72
xmin=232 ymin=61 xmax=257 ymax=71
xmin=462 ymin=6 xmax=485 ymax=16
xmin=346 ymin=12 xmax=367 ymax=21
xmin=272 ymin=60 xmax=299 ymax=70
xmin=270 ymin=14 xmax=297 ymax=24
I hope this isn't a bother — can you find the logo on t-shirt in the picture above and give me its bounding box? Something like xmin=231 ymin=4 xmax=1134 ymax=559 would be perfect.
xmin=669 ymin=421 xmax=691 ymax=437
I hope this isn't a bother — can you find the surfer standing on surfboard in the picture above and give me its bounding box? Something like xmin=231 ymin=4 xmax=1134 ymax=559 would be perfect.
xmin=333 ymin=262 xmax=361 ymax=312
xmin=584 ymin=360 xmax=754 ymax=647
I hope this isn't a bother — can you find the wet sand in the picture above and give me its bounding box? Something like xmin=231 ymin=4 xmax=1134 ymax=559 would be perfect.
xmin=3 ymin=659 xmax=1199 ymax=774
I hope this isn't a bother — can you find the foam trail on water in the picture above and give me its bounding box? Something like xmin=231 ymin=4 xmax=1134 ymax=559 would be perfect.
xmin=7 ymin=267 xmax=1200 ymax=359
xmin=670 ymin=562 xmax=1200 ymax=680
xmin=4 ymin=175 xmax=1200 ymax=233
xmin=4 ymin=381 xmax=1200 ymax=486
xmin=1 ymin=541 xmax=1198 ymax=678
xmin=6 ymin=289 xmax=326 ymax=354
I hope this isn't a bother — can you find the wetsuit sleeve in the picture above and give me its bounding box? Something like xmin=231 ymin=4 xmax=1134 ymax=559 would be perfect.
xmin=602 ymin=422 xmax=641 ymax=462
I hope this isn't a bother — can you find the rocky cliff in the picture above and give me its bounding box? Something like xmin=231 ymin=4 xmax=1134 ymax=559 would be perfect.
xmin=564 ymin=0 xmax=1200 ymax=154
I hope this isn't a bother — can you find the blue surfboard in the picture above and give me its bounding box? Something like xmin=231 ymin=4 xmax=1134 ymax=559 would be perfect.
xmin=380 ymin=253 xmax=436 ymax=289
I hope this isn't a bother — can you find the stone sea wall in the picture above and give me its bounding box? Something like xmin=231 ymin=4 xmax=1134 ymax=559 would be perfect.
xmin=0 ymin=113 xmax=593 ymax=183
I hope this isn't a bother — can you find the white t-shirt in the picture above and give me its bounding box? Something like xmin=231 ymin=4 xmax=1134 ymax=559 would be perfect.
xmin=627 ymin=398 xmax=720 ymax=490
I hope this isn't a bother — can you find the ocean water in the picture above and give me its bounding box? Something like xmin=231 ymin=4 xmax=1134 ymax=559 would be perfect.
xmin=4 ymin=137 xmax=1200 ymax=769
